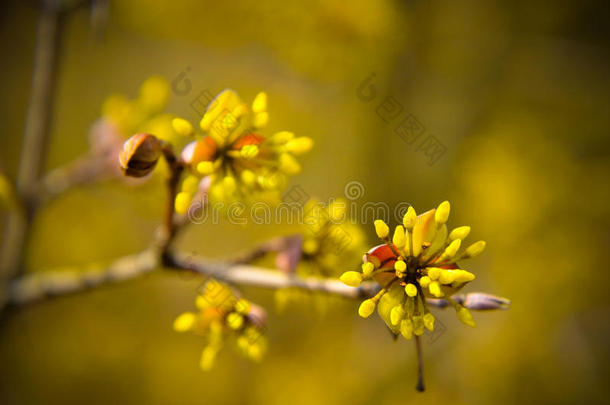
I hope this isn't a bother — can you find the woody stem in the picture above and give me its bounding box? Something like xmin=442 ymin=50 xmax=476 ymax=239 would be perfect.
xmin=157 ymin=144 xmax=183 ymax=254
xmin=415 ymin=335 xmax=425 ymax=392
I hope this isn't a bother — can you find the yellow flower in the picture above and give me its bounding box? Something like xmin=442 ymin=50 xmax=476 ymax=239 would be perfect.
xmin=276 ymin=198 xmax=366 ymax=313
xmin=343 ymin=201 xmax=493 ymax=341
xmin=170 ymin=89 xmax=313 ymax=209
xmin=173 ymin=279 xmax=268 ymax=370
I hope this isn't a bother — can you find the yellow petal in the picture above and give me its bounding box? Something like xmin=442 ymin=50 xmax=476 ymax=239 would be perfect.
xmin=411 ymin=209 xmax=436 ymax=257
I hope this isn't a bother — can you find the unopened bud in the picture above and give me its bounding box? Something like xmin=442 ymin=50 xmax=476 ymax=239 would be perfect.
xmin=340 ymin=271 xmax=362 ymax=287
xmin=119 ymin=133 xmax=164 ymax=177
xmin=374 ymin=220 xmax=389 ymax=239
xmin=434 ymin=200 xmax=451 ymax=225
xmin=358 ymin=299 xmax=376 ymax=318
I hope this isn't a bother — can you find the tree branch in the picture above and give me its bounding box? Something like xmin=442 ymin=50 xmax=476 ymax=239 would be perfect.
xmin=6 ymin=250 xmax=157 ymax=306
xmin=6 ymin=248 xmax=511 ymax=311
xmin=0 ymin=5 xmax=63 ymax=285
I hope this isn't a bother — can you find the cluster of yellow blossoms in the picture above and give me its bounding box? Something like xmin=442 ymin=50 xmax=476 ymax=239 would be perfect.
xmin=171 ymin=90 xmax=313 ymax=214
xmin=101 ymin=76 xmax=177 ymax=144
xmin=173 ymin=279 xmax=267 ymax=370
xmin=275 ymin=199 xmax=365 ymax=312
xmin=340 ymin=201 xmax=486 ymax=339
xmin=299 ymin=199 xmax=365 ymax=276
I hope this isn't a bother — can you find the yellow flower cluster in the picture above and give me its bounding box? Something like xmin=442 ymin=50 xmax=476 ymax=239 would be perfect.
xmin=275 ymin=199 xmax=365 ymax=312
xmin=173 ymin=279 xmax=267 ymax=370
xmin=172 ymin=89 xmax=313 ymax=214
xmin=340 ymin=201 xmax=485 ymax=339
xmin=300 ymin=199 xmax=365 ymax=276
xmin=101 ymin=76 xmax=178 ymax=144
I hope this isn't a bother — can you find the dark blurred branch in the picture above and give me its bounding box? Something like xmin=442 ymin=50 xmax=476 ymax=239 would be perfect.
xmin=0 ymin=5 xmax=63 ymax=287
xmin=35 ymin=154 xmax=115 ymax=205
xmin=7 ymin=250 xmax=157 ymax=305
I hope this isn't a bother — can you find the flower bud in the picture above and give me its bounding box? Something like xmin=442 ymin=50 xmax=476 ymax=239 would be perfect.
xmin=374 ymin=219 xmax=389 ymax=238
xmin=173 ymin=312 xmax=196 ymax=332
xmin=392 ymin=225 xmax=406 ymax=248
xmin=252 ymin=92 xmax=267 ymax=113
xmin=279 ymin=153 xmax=301 ymax=175
xmin=453 ymin=270 xmax=475 ymax=283
xmin=400 ymin=319 xmax=413 ymax=339
xmin=412 ymin=315 xmax=425 ymax=336
xmin=119 ymin=133 xmax=164 ymax=177
xmin=394 ymin=260 xmax=406 ymax=273
xmin=358 ymin=299 xmax=376 ymax=318
xmin=253 ymin=111 xmax=269 ymax=128
xmin=390 ymin=305 xmax=405 ymax=325
xmin=172 ymin=117 xmax=194 ymax=136
xmin=175 ymin=192 xmax=193 ymax=214
xmin=463 ymin=241 xmax=486 ymax=258
xmin=460 ymin=292 xmax=510 ymax=310
xmin=405 ymin=283 xmax=418 ymax=297
xmin=269 ymin=131 xmax=294 ymax=144
xmin=227 ymin=312 xmax=244 ymax=329
xmin=423 ymin=313 xmax=435 ymax=331
xmin=419 ymin=276 xmax=431 ymax=288
xmin=456 ymin=305 xmax=476 ymax=327
xmin=428 ymin=281 xmax=443 ymax=297
xmin=200 ymin=346 xmax=219 ymax=371
xmin=434 ymin=200 xmax=450 ymax=224
xmin=240 ymin=170 xmax=256 ymax=186
xmin=355 ymin=265 xmax=371 ymax=281
xmin=439 ymin=269 xmax=456 ymax=285
xmin=443 ymin=238 xmax=461 ymax=258
xmin=449 ymin=226 xmax=470 ymax=241
xmin=402 ymin=206 xmax=417 ymax=229
xmin=426 ymin=267 xmax=441 ymax=280
xmin=340 ymin=271 xmax=363 ymax=287
xmin=285 ymin=137 xmax=314 ymax=155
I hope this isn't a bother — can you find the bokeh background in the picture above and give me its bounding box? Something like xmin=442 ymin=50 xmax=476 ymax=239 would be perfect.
xmin=1 ymin=0 xmax=609 ymax=404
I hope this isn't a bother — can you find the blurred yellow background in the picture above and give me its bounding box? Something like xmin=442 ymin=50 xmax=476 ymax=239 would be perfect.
xmin=1 ymin=0 xmax=608 ymax=404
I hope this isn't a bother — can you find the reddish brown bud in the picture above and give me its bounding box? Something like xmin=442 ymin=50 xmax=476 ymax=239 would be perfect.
xmin=119 ymin=133 xmax=163 ymax=177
